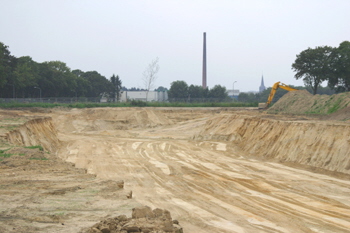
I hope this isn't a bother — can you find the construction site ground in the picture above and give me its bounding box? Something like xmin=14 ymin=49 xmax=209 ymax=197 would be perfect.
xmin=1 ymin=92 xmax=350 ymax=233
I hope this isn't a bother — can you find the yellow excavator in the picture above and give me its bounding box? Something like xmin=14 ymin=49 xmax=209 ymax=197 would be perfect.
xmin=259 ymin=82 xmax=298 ymax=109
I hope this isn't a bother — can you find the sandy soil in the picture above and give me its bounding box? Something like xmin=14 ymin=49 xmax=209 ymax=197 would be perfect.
xmin=1 ymin=107 xmax=350 ymax=233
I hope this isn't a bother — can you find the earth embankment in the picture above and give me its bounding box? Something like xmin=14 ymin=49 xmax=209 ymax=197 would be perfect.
xmin=5 ymin=117 xmax=61 ymax=152
xmin=195 ymin=114 xmax=350 ymax=174
xmin=267 ymin=90 xmax=350 ymax=119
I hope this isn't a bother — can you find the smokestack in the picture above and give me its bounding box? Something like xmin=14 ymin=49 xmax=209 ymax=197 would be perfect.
xmin=202 ymin=32 xmax=207 ymax=89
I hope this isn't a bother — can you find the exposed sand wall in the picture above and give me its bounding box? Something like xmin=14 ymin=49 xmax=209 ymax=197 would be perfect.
xmin=195 ymin=114 xmax=350 ymax=174
xmin=5 ymin=117 xmax=61 ymax=153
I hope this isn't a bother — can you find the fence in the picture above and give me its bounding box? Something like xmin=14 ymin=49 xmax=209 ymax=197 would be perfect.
xmin=0 ymin=97 xmax=102 ymax=104
xmin=168 ymin=97 xmax=235 ymax=103
xmin=0 ymin=97 xmax=237 ymax=104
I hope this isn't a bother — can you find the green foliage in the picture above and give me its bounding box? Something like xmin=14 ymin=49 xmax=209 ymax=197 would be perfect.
xmin=208 ymin=85 xmax=229 ymax=100
xmin=168 ymin=80 xmax=189 ymax=99
xmin=0 ymin=42 xmax=16 ymax=89
xmin=292 ymin=41 xmax=350 ymax=94
xmin=168 ymin=81 xmax=229 ymax=102
xmin=328 ymin=41 xmax=350 ymax=93
xmin=130 ymin=100 xmax=147 ymax=107
xmin=188 ymin=85 xmax=207 ymax=98
xmin=0 ymin=148 xmax=12 ymax=158
xmin=109 ymin=74 xmax=123 ymax=102
xmin=25 ymin=145 xmax=44 ymax=151
xmin=0 ymin=42 xmax=118 ymax=99
xmin=327 ymin=99 xmax=342 ymax=114
xmin=0 ymin=153 xmax=12 ymax=158
xmin=154 ymin=86 xmax=168 ymax=91
xmin=292 ymin=46 xmax=335 ymax=95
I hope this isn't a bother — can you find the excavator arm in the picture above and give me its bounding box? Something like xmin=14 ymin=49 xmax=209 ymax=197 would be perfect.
xmin=262 ymin=82 xmax=298 ymax=109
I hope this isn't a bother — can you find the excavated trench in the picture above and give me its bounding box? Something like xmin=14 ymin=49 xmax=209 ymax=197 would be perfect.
xmin=4 ymin=108 xmax=350 ymax=233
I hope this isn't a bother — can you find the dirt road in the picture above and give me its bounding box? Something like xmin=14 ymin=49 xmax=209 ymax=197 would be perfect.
xmin=2 ymin=107 xmax=350 ymax=232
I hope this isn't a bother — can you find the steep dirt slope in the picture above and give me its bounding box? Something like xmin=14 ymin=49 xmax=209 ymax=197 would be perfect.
xmin=195 ymin=114 xmax=350 ymax=174
xmin=5 ymin=118 xmax=60 ymax=152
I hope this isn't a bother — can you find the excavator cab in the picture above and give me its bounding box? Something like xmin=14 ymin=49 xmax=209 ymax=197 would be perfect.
xmin=259 ymin=82 xmax=298 ymax=109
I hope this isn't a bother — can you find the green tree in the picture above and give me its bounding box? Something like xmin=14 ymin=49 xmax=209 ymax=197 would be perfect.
xmin=0 ymin=42 xmax=16 ymax=96
xmin=328 ymin=41 xmax=350 ymax=92
xmin=83 ymin=71 xmax=111 ymax=97
xmin=38 ymin=61 xmax=77 ymax=97
xmin=238 ymin=92 xmax=257 ymax=103
xmin=13 ymin=56 xmax=40 ymax=97
xmin=292 ymin=46 xmax=335 ymax=95
xmin=188 ymin=84 xmax=207 ymax=101
xmin=155 ymin=86 xmax=167 ymax=91
xmin=110 ymin=74 xmax=122 ymax=102
xmin=72 ymin=69 xmax=90 ymax=97
xmin=168 ymin=80 xmax=189 ymax=100
xmin=208 ymin=85 xmax=228 ymax=101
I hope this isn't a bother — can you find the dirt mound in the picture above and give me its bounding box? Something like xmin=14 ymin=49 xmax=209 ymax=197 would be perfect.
xmin=83 ymin=108 xmax=174 ymax=127
xmin=267 ymin=90 xmax=350 ymax=119
xmin=82 ymin=206 xmax=183 ymax=233
xmin=52 ymin=108 xmax=175 ymax=133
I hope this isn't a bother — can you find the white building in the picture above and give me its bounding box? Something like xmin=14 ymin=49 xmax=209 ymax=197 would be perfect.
xmin=227 ymin=89 xmax=240 ymax=98
xmin=120 ymin=91 xmax=168 ymax=102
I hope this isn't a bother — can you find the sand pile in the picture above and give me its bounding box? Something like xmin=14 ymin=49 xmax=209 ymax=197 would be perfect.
xmin=267 ymin=90 xmax=350 ymax=119
xmin=52 ymin=108 xmax=175 ymax=133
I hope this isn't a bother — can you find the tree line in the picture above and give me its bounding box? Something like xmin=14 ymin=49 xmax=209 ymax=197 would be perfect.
xmin=168 ymin=81 xmax=229 ymax=102
xmin=292 ymin=41 xmax=350 ymax=95
xmin=1 ymin=39 xmax=348 ymax=102
xmin=0 ymin=42 xmax=122 ymax=100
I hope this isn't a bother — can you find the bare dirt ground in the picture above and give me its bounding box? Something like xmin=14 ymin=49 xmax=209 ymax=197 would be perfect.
xmin=1 ymin=105 xmax=350 ymax=233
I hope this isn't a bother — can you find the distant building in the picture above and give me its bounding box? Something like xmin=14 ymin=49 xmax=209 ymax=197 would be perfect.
xmin=227 ymin=89 xmax=240 ymax=99
xmin=120 ymin=91 xmax=168 ymax=102
xmin=259 ymin=75 xmax=266 ymax=93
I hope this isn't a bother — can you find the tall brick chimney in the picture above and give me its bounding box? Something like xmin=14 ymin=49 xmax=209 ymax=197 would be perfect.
xmin=202 ymin=32 xmax=207 ymax=89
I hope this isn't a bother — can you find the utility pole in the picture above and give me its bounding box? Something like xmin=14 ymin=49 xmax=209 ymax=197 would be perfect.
xmin=34 ymin=86 xmax=42 ymax=102
xmin=233 ymin=81 xmax=237 ymax=98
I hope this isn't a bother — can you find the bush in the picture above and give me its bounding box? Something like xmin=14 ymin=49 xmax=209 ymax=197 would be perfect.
xmin=130 ymin=100 xmax=147 ymax=107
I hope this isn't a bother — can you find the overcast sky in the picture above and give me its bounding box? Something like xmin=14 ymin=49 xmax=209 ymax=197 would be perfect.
xmin=1 ymin=0 xmax=349 ymax=92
